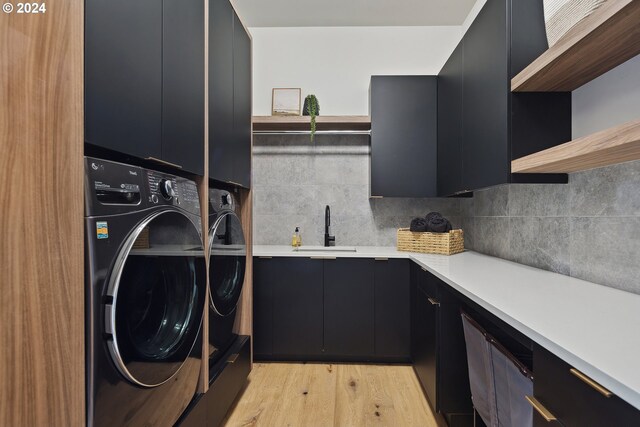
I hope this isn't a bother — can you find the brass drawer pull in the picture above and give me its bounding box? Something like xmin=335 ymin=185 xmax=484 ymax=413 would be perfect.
xmin=427 ymin=297 xmax=440 ymax=306
xmin=370 ymin=195 xmax=383 ymax=199
xmin=310 ymin=256 xmax=336 ymax=260
xmin=525 ymin=396 xmax=557 ymax=422
xmin=374 ymin=257 xmax=388 ymax=261
xmin=258 ymin=256 xmax=272 ymax=259
xmin=570 ymin=368 xmax=613 ymax=398
xmin=227 ymin=353 xmax=239 ymax=363
xmin=421 ymin=267 xmax=427 ymax=272
xmin=145 ymin=157 xmax=182 ymax=169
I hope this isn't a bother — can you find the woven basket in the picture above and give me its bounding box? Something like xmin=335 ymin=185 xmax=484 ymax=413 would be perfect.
xmin=397 ymin=228 xmax=464 ymax=255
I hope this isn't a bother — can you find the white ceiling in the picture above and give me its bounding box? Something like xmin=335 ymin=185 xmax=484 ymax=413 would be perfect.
xmin=231 ymin=0 xmax=478 ymax=27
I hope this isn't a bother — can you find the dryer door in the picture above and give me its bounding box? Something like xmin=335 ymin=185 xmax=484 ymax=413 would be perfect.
xmin=105 ymin=209 xmax=206 ymax=388
xmin=209 ymin=211 xmax=246 ymax=316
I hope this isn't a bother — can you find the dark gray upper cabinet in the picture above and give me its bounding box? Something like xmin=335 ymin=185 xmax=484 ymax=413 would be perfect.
xmin=85 ymin=0 xmax=163 ymax=161
xmin=162 ymin=0 xmax=205 ymax=175
xmin=210 ymin=0 xmax=252 ymax=188
xmin=231 ymin=14 xmax=252 ymax=188
xmin=85 ymin=0 xmax=205 ymax=175
xmin=437 ymin=0 xmax=571 ymax=196
xmin=209 ymin=0 xmax=234 ymax=184
xmin=437 ymin=41 xmax=464 ymax=196
xmin=370 ymin=76 xmax=438 ymax=198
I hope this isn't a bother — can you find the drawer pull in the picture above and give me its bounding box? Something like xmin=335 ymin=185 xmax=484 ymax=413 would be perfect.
xmin=421 ymin=267 xmax=427 ymax=272
xmin=427 ymin=297 xmax=440 ymax=306
xmin=569 ymin=368 xmax=613 ymax=398
xmin=374 ymin=257 xmax=388 ymax=261
xmin=258 ymin=256 xmax=272 ymax=259
xmin=310 ymin=256 xmax=336 ymax=260
xmin=227 ymin=353 xmax=239 ymax=363
xmin=525 ymin=396 xmax=557 ymax=422
xmin=145 ymin=157 xmax=182 ymax=169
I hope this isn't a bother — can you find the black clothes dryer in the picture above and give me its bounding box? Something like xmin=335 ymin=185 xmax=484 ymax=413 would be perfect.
xmin=85 ymin=157 xmax=206 ymax=427
xmin=207 ymin=188 xmax=246 ymax=370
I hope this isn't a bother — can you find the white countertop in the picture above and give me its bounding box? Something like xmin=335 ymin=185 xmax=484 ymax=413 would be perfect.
xmin=253 ymin=245 xmax=640 ymax=410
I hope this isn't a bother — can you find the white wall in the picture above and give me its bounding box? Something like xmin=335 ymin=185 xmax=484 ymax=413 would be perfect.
xmin=572 ymin=55 xmax=640 ymax=138
xmin=249 ymin=26 xmax=463 ymax=115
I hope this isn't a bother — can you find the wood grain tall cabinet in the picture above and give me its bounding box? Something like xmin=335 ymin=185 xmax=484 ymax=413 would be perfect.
xmin=0 ymin=1 xmax=85 ymax=426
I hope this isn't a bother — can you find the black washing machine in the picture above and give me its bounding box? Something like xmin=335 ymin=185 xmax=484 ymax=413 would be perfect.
xmin=85 ymin=157 xmax=206 ymax=427
xmin=208 ymin=188 xmax=246 ymax=370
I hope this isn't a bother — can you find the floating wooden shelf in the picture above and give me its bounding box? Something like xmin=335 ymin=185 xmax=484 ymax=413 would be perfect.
xmin=512 ymin=118 xmax=640 ymax=173
xmin=252 ymin=115 xmax=371 ymax=131
xmin=512 ymin=0 xmax=640 ymax=92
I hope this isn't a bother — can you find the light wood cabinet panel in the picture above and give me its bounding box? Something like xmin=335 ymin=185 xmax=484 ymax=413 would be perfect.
xmin=0 ymin=1 xmax=85 ymax=425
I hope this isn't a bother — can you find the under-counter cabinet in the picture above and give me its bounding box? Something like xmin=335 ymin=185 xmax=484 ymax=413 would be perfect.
xmin=369 ymin=76 xmax=438 ymax=198
xmin=210 ymin=0 xmax=252 ymax=188
xmin=85 ymin=0 xmax=205 ymax=175
xmin=411 ymin=264 xmax=473 ymax=426
xmin=436 ymin=0 xmax=571 ymax=195
xmin=531 ymin=344 xmax=640 ymax=427
xmin=253 ymin=257 xmax=411 ymax=361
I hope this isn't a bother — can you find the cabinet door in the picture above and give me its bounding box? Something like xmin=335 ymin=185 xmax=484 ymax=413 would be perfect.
xmin=85 ymin=0 xmax=162 ymax=159
xmin=374 ymin=259 xmax=410 ymax=359
xmin=209 ymin=0 xmax=234 ymax=183
xmin=437 ymin=40 xmax=465 ymax=196
xmin=324 ymin=259 xmax=374 ymax=357
xmin=370 ymin=76 xmax=438 ymax=198
xmin=162 ymin=0 xmax=205 ymax=175
xmin=462 ymin=0 xmax=509 ymax=191
xmin=272 ymin=258 xmax=323 ymax=357
xmin=253 ymin=257 xmax=275 ymax=357
xmin=533 ymin=344 xmax=640 ymax=426
xmin=413 ymin=281 xmax=438 ymax=409
xmin=231 ymin=13 xmax=252 ymax=188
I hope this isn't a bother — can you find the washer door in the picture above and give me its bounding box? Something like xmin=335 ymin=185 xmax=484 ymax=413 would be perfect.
xmin=209 ymin=211 xmax=246 ymax=316
xmin=105 ymin=210 xmax=206 ymax=388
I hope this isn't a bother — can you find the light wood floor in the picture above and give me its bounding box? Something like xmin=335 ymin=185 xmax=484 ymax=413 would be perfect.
xmin=221 ymin=363 xmax=438 ymax=427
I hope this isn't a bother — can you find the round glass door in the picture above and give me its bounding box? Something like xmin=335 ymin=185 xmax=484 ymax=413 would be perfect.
xmin=209 ymin=212 xmax=246 ymax=316
xmin=106 ymin=210 xmax=206 ymax=387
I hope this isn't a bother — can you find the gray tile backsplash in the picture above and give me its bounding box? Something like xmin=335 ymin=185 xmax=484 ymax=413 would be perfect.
xmin=462 ymin=159 xmax=640 ymax=294
xmin=252 ymin=134 xmax=460 ymax=247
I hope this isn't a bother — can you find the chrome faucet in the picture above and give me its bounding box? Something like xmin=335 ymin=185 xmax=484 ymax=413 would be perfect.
xmin=324 ymin=205 xmax=335 ymax=247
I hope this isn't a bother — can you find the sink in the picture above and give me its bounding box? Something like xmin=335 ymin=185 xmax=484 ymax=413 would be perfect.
xmin=293 ymin=246 xmax=357 ymax=253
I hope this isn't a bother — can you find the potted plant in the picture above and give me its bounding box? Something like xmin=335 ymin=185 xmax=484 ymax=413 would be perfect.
xmin=303 ymin=94 xmax=320 ymax=141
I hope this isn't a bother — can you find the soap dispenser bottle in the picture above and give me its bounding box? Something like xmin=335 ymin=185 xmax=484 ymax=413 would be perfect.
xmin=292 ymin=227 xmax=301 ymax=248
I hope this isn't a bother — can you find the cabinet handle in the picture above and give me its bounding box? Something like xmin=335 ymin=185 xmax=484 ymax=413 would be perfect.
xmin=227 ymin=180 xmax=244 ymax=187
xmin=258 ymin=256 xmax=272 ymax=259
xmin=525 ymin=396 xmax=557 ymax=422
xmin=227 ymin=353 xmax=239 ymax=363
xmin=310 ymin=256 xmax=336 ymax=260
xmin=569 ymin=368 xmax=613 ymax=398
xmin=374 ymin=257 xmax=388 ymax=261
xmin=427 ymin=297 xmax=440 ymax=306
xmin=370 ymin=195 xmax=384 ymax=199
xmin=145 ymin=157 xmax=182 ymax=169
xmin=421 ymin=267 xmax=427 ymax=272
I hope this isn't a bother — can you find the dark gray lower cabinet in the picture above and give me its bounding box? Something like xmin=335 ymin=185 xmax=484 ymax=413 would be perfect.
xmin=533 ymin=344 xmax=640 ymax=427
xmin=324 ymin=259 xmax=375 ymax=358
xmin=253 ymin=257 xmax=410 ymax=361
xmin=253 ymin=257 xmax=323 ymax=359
xmin=412 ymin=264 xmax=473 ymax=426
xmin=374 ymin=259 xmax=411 ymax=359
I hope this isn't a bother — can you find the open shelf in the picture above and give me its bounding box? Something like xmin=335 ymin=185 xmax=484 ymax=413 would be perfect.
xmin=511 ymin=0 xmax=640 ymax=92
xmin=252 ymin=115 xmax=371 ymax=132
xmin=511 ymin=118 xmax=640 ymax=173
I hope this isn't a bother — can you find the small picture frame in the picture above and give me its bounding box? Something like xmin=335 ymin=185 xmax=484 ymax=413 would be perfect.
xmin=272 ymin=88 xmax=301 ymax=116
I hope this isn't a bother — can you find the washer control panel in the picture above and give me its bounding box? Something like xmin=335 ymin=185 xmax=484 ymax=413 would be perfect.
xmin=146 ymin=171 xmax=200 ymax=215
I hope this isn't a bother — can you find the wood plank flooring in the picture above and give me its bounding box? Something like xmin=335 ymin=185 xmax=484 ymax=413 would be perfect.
xmin=221 ymin=363 xmax=438 ymax=427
